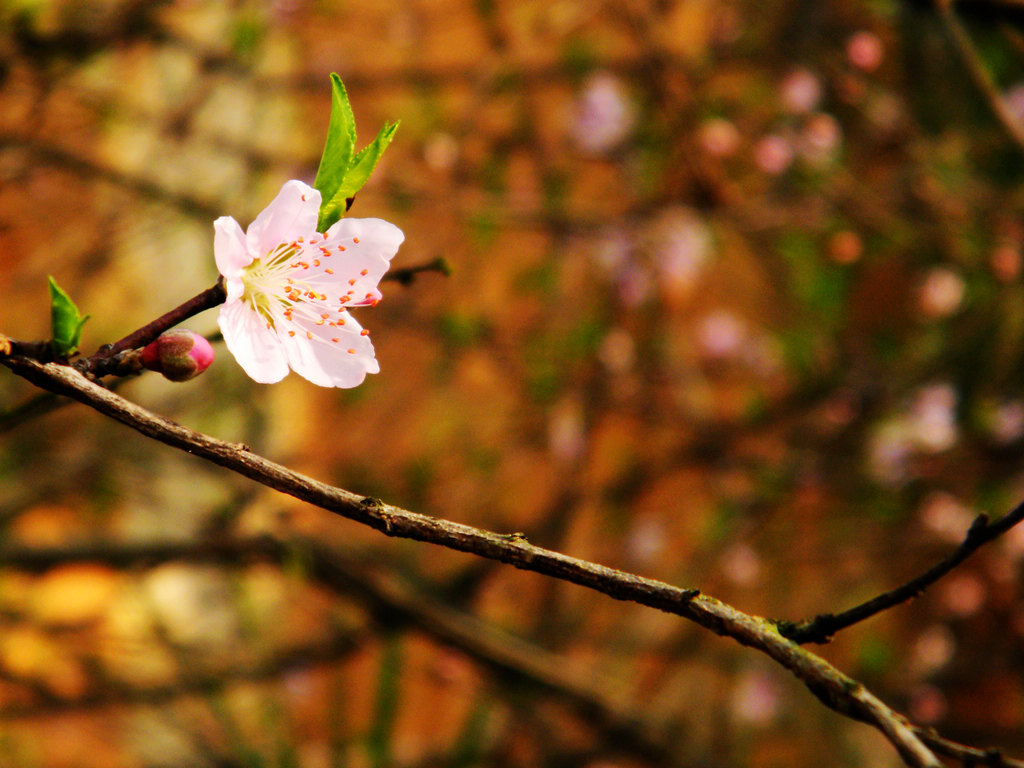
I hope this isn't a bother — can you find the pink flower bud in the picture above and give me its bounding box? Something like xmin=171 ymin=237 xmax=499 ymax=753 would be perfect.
xmin=141 ymin=330 xmax=215 ymax=382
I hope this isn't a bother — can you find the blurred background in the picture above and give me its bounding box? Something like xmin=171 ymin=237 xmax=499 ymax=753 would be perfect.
xmin=2 ymin=0 xmax=1024 ymax=765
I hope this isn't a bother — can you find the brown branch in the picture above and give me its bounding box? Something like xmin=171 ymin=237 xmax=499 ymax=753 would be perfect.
xmin=77 ymin=278 xmax=226 ymax=376
xmin=0 ymin=356 xmax=952 ymax=767
xmin=779 ymin=502 xmax=1024 ymax=644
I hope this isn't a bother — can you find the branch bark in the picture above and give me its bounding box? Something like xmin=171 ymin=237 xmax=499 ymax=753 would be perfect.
xmin=0 ymin=355 xmax=952 ymax=767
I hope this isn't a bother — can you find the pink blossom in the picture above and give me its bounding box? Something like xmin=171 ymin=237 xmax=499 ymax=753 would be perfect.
xmin=141 ymin=330 xmax=215 ymax=382
xmin=571 ymin=72 xmax=635 ymax=154
xmin=780 ymin=68 xmax=822 ymax=114
xmin=215 ymin=180 xmax=404 ymax=388
xmin=847 ymin=31 xmax=884 ymax=72
xmin=753 ymin=134 xmax=794 ymax=175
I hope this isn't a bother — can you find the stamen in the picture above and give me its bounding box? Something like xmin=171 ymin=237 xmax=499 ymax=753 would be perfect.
xmin=353 ymin=237 xmax=360 ymax=243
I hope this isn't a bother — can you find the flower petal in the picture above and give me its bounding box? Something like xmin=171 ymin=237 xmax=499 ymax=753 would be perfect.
xmin=218 ymin=300 xmax=290 ymax=384
xmin=284 ymin=307 xmax=378 ymax=388
xmin=247 ymin=180 xmax=321 ymax=257
xmin=214 ymin=216 xmax=251 ymax=301
xmin=322 ymin=217 xmax=405 ymax=305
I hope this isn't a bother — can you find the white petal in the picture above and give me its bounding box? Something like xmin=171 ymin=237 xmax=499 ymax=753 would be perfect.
xmin=326 ymin=217 xmax=405 ymax=261
xmin=213 ymin=216 xmax=251 ymax=284
xmin=247 ymin=180 xmax=321 ymax=257
xmin=285 ymin=308 xmax=378 ymax=388
xmin=322 ymin=218 xmax=405 ymax=305
xmin=218 ymin=300 xmax=290 ymax=384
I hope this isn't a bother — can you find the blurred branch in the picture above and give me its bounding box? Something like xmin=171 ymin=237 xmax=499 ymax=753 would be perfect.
xmin=935 ymin=0 xmax=1024 ymax=152
xmin=0 ymin=534 xmax=670 ymax=761
xmin=0 ymin=356 xmax=957 ymax=767
xmin=382 ymin=257 xmax=452 ymax=286
xmin=778 ymin=503 xmax=1024 ymax=643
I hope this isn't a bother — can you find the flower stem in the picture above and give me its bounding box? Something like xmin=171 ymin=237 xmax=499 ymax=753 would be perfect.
xmin=79 ymin=277 xmax=226 ymax=377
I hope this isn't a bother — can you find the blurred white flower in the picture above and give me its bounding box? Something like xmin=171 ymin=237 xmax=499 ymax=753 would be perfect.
xmin=571 ymin=72 xmax=635 ymax=154
xmin=918 ymin=267 xmax=966 ymax=319
xmin=908 ymin=382 xmax=959 ymax=453
xmin=648 ymin=206 xmax=713 ymax=296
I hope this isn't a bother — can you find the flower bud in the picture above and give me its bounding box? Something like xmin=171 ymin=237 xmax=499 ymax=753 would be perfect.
xmin=140 ymin=330 xmax=215 ymax=382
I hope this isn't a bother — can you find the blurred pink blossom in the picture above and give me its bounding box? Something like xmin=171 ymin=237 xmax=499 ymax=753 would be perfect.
xmin=753 ymin=134 xmax=794 ymax=174
xmin=549 ymin=398 xmax=586 ymax=463
xmin=939 ymin=573 xmax=986 ymax=617
xmin=571 ymin=72 xmax=635 ymax=154
xmin=780 ymin=68 xmax=822 ymax=114
xmin=730 ymin=667 xmax=781 ymax=725
xmin=720 ymin=543 xmax=761 ymax=586
xmin=696 ymin=310 xmax=747 ymax=360
xmin=649 ymin=206 xmax=713 ymax=296
xmin=847 ymin=30 xmax=884 ymax=72
xmin=990 ymin=400 xmax=1024 ymax=445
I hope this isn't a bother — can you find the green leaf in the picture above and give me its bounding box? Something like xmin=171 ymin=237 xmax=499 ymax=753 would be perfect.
xmin=338 ymin=120 xmax=399 ymax=201
xmin=313 ymin=74 xmax=400 ymax=232
xmin=314 ymin=74 xmax=358 ymax=229
xmin=48 ymin=276 xmax=89 ymax=358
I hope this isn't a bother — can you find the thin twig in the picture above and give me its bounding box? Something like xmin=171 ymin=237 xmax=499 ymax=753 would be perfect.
xmin=77 ymin=278 xmax=226 ymax=376
xmin=935 ymin=0 xmax=1024 ymax=152
xmin=778 ymin=502 xmax=1024 ymax=644
xmin=382 ymin=257 xmax=452 ymax=285
xmin=0 ymin=356 xmax=949 ymax=767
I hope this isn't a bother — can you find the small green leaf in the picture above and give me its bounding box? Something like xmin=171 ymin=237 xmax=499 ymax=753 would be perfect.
xmin=48 ymin=276 xmax=89 ymax=358
xmin=339 ymin=121 xmax=399 ymax=200
xmin=313 ymin=74 xmax=358 ymax=227
xmin=313 ymin=74 xmax=400 ymax=232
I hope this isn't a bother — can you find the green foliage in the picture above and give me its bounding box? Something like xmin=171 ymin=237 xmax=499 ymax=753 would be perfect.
xmin=315 ymin=74 xmax=399 ymax=232
xmin=47 ymin=276 xmax=89 ymax=358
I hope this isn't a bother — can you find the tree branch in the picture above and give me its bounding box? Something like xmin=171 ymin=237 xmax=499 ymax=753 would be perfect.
xmin=935 ymin=0 xmax=1024 ymax=152
xmin=779 ymin=503 xmax=1024 ymax=643
xmin=0 ymin=355 xmax=953 ymax=767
